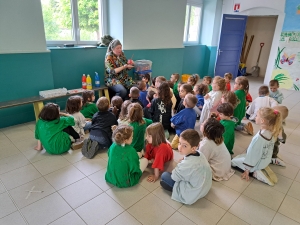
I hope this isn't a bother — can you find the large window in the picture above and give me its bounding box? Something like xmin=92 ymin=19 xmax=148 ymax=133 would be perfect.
xmin=183 ymin=1 xmax=202 ymax=44
xmin=41 ymin=0 xmax=106 ymax=45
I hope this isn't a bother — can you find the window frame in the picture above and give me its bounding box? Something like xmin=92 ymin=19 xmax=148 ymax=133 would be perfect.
xmin=183 ymin=2 xmax=203 ymax=45
xmin=44 ymin=0 xmax=107 ymax=47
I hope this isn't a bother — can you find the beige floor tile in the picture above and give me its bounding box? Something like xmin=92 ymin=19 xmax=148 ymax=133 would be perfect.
xmin=58 ymin=177 xmax=103 ymax=208
xmin=0 ymin=153 xmax=30 ymax=174
xmin=61 ymin=149 xmax=84 ymax=163
xmin=280 ymin=151 xmax=300 ymax=168
xmin=205 ymin=181 xmax=240 ymax=210
xmin=88 ymin=168 xmax=114 ymax=191
xmin=0 ymin=164 xmax=42 ymax=190
xmin=22 ymin=149 xmax=53 ymax=163
xmin=97 ymin=149 xmax=109 ymax=161
xmin=106 ymin=184 xmax=149 ymax=209
xmin=279 ymin=196 xmax=300 ymax=223
xmin=0 ymin=192 xmax=17 ymax=218
xmin=6 ymin=131 xmax=35 ymax=143
xmin=217 ymin=212 xmax=249 ymax=225
xmin=269 ymin=163 xmax=299 ymax=180
xmin=295 ymin=171 xmax=300 ymax=182
xmin=152 ymin=187 xmax=183 ymax=210
xmin=271 ymin=213 xmax=300 ymax=225
xmin=1 ymin=125 xmax=31 ymax=135
xmin=13 ymin=138 xmax=37 ymax=152
xmin=0 ymin=137 xmax=13 ymax=148
xmin=229 ymin=195 xmax=276 ymax=225
xmin=25 ymin=121 xmax=36 ymax=131
xmin=33 ymin=156 xmax=70 ymax=175
xmin=288 ymin=133 xmax=300 ymax=146
xmin=9 ymin=177 xmax=55 ymax=209
xmin=128 ymin=193 xmax=176 ymax=225
xmin=49 ymin=211 xmax=86 ymax=225
xmin=163 ymin=212 xmax=196 ymax=225
xmin=75 ymin=193 xmax=124 ymax=225
xmin=0 ymin=143 xmax=21 ymax=160
xmin=279 ymin=142 xmax=300 ymax=156
xmin=73 ymin=157 xmax=107 ymax=176
xmin=178 ymin=198 xmax=226 ymax=225
xmin=220 ymin=170 xmax=253 ymax=193
xmin=0 ymin=211 xmax=27 ymax=225
xmin=243 ymin=179 xmax=285 ymax=211
xmin=44 ymin=165 xmax=85 ymax=190
xmin=138 ymin=168 xmax=161 ymax=192
xmin=0 ymin=182 xmax=6 ymax=194
xmin=21 ymin=193 xmax=72 ymax=225
xmin=287 ymin=181 xmax=300 ymax=201
xmin=271 ymin=174 xmax=293 ymax=194
xmin=106 ymin=211 xmax=142 ymax=225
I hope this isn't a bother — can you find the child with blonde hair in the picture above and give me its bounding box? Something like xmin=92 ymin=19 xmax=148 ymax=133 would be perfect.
xmin=80 ymin=90 xmax=98 ymax=119
xmin=199 ymin=76 xmax=226 ymax=125
xmin=224 ymin=73 xmax=233 ymax=91
xmin=105 ymin=125 xmax=148 ymax=188
xmin=187 ymin=74 xmax=200 ymax=87
xmin=118 ymin=100 xmax=132 ymax=125
xmin=144 ymin=123 xmax=173 ymax=182
xmin=199 ymin=118 xmax=235 ymax=181
xmin=128 ymin=103 xmax=152 ymax=157
xmin=232 ymin=107 xmax=282 ymax=186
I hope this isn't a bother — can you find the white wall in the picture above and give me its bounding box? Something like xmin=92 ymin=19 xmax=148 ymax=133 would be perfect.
xmin=0 ymin=0 xmax=47 ymax=54
xmin=245 ymin=16 xmax=277 ymax=77
xmin=222 ymin=0 xmax=286 ymax=84
xmin=122 ymin=0 xmax=187 ymax=49
xmin=107 ymin=0 xmax=124 ymax=44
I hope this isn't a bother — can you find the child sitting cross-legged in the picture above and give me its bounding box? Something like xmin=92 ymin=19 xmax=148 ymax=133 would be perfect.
xmin=199 ymin=118 xmax=235 ymax=181
xmin=81 ymin=97 xmax=118 ymax=159
xmin=217 ymin=103 xmax=236 ymax=156
xmin=160 ymin=129 xmax=212 ymax=205
xmin=144 ymin=123 xmax=174 ymax=183
xmin=128 ymin=103 xmax=153 ymax=157
xmin=232 ymin=107 xmax=282 ymax=186
xmin=105 ymin=125 xmax=149 ymax=188
xmin=170 ymin=93 xmax=197 ymax=149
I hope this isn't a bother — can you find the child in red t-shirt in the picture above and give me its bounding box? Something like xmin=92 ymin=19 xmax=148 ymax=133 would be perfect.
xmin=224 ymin=73 xmax=233 ymax=91
xmin=145 ymin=123 xmax=174 ymax=182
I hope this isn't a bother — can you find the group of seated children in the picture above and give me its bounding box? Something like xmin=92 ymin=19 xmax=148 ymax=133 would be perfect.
xmin=34 ymin=71 xmax=288 ymax=204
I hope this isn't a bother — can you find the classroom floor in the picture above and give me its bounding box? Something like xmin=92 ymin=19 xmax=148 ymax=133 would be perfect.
xmin=1 ymin=77 xmax=300 ymax=225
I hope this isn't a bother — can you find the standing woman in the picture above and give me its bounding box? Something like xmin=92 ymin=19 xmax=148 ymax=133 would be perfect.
xmin=105 ymin=39 xmax=135 ymax=99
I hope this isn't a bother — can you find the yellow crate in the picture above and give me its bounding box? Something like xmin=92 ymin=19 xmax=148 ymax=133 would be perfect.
xmin=181 ymin=74 xmax=191 ymax=83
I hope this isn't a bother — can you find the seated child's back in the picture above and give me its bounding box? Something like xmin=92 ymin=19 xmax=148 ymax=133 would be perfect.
xmin=137 ymin=81 xmax=148 ymax=107
xmin=80 ymin=90 xmax=98 ymax=119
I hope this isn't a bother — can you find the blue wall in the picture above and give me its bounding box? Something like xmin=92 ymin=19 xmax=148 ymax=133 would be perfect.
xmin=0 ymin=45 xmax=210 ymax=128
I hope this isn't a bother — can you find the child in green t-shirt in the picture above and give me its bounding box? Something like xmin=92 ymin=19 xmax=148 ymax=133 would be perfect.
xmin=202 ymin=76 xmax=212 ymax=92
xmin=105 ymin=125 xmax=148 ymax=188
xmin=80 ymin=90 xmax=98 ymax=119
xmin=217 ymin=103 xmax=236 ymax=156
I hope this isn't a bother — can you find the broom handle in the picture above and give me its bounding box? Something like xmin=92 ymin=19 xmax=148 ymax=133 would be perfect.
xmin=244 ymin=35 xmax=254 ymax=64
xmin=256 ymin=43 xmax=264 ymax=64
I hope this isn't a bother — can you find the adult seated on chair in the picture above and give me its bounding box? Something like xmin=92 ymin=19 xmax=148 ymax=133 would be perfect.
xmin=105 ymin=39 xmax=135 ymax=99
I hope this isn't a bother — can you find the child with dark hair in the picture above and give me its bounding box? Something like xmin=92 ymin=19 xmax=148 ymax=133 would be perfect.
xmin=66 ymin=95 xmax=86 ymax=137
xmin=149 ymin=82 xmax=173 ymax=138
xmin=246 ymin=85 xmax=278 ymax=121
xmin=142 ymin=73 xmax=151 ymax=89
xmin=105 ymin=125 xmax=148 ymax=188
xmin=129 ymin=86 xmax=144 ymax=107
xmin=202 ymin=76 xmax=212 ymax=91
xmin=80 ymin=90 xmax=98 ymax=119
xmin=82 ymin=97 xmax=118 ymax=159
xmin=144 ymin=123 xmax=173 ymax=182
xmin=187 ymin=74 xmax=200 ymax=87
xmin=224 ymin=73 xmax=233 ymax=91
xmin=137 ymin=81 xmax=148 ymax=107
xmin=193 ymin=83 xmax=209 ymax=111
xmin=143 ymin=90 xmax=156 ymax=119
xmin=269 ymin=79 xmax=284 ymax=104
xmin=176 ymin=83 xmax=194 ymax=114
xmin=160 ymin=129 xmax=212 ymax=205
xmin=35 ymin=103 xmax=83 ymax=154
xmin=109 ymin=96 xmax=123 ymax=119
xmin=199 ymin=118 xmax=235 ymax=181
xmin=217 ymin=103 xmax=235 ymax=155
xmin=118 ymin=100 xmax=132 ymax=125
xmin=170 ymin=94 xmax=197 ymax=149
xmin=156 ymin=76 xmax=176 ymax=112
xmin=221 ymin=91 xmax=240 ymax=109
xmin=128 ymin=103 xmax=152 ymax=157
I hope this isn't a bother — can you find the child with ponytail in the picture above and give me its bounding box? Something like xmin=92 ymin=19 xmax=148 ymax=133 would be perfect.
xmin=105 ymin=125 xmax=148 ymax=188
xmin=187 ymin=74 xmax=200 ymax=87
xmin=232 ymin=107 xmax=282 ymax=186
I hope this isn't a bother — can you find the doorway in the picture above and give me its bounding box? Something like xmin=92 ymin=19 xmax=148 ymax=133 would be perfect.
xmin=244 ymin=16 xmax=278 ymax=78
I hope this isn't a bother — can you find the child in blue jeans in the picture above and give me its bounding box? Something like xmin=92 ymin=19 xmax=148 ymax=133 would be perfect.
xmin=160 ymin=129 xmax=212 ymax=205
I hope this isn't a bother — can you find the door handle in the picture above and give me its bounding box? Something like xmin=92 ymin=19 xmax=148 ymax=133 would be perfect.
xmin=218 ymin=49 xmax=223 ymax=56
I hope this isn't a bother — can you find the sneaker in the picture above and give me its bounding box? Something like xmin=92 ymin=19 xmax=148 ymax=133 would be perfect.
xmin=263 ymin=166 xmax=278 ymax=183
xmin=244 ymin=122 xmax=254 ymax=135
xmin=82 ymin=139 xmax=99 ymax=159
xmin=253 ymin=170 xmax=275 ymax=186
xmin=71 ymin=137 xmax=84 ymax=150
xmin=231 ymin=116 xmax=239 ymax=123
xmin=271 ymin=157 xmax=286 ymax=167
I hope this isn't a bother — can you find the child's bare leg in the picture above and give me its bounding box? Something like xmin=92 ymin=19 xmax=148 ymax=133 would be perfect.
xmin=34 ymin=140 xmax=43 ymax=151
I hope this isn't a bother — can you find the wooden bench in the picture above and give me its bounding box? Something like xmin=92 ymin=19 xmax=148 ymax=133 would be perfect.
xmin=0 ymin=86 xmax=109 ymax=122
